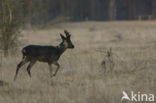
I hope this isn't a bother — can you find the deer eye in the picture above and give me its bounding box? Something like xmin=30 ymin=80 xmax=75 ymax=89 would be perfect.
xmin=66 ymin=39 xmax=70 ymax=42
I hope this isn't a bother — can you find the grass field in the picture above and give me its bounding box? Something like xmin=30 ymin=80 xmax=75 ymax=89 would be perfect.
xmin=0 ymin=21 xmax=156 ymax=103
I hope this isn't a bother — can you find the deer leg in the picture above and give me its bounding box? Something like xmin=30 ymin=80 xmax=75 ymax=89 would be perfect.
xmin=14 ymin=56 xmax=28 ymax=81
xmin=48 ymin=63 xmax=53 ymax=78
xmin=27 ymin=60 xmax=36 ymax=78
xmin=53 ymin=62 xmax=60 ymax=76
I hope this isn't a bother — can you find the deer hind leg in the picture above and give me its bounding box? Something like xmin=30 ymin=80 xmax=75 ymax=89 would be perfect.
xmin=14 ymin=56 xmax=28 ymax=81
xmin=48 ymin=63 xmax=53 ymax=78
xmin=27 ymin=60 xmax=36 ymax=78
xmin=53 ymin=62 xmax=60 ymax=76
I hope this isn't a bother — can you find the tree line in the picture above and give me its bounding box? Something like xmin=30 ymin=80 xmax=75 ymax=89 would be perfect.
xmin=0 ymin=0 xmax=156 ymax=57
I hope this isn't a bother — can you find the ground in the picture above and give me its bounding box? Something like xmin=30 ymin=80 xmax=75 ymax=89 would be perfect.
xmin=0 ymin=21 xmax=156 ymax=103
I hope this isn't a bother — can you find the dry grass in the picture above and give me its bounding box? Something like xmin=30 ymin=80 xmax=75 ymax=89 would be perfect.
xmin=0 ymin=21 xmax=156 ymax=103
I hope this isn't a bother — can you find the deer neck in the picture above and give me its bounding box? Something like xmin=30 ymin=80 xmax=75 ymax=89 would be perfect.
xmin=57 ymin=44 xmax=67 ymax=55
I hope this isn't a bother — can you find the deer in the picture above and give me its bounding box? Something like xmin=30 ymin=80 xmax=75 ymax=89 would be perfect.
xmin=14 ymin=30 xmax=74 ymax=81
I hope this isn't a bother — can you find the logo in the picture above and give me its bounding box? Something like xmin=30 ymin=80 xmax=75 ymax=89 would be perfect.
xmin=121 ymin=91 xmax=154 ymax=102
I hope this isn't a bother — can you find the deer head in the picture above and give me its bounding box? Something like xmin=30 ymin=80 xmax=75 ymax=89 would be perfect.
xmin=60 ymin=30 xmax=74 ymax=49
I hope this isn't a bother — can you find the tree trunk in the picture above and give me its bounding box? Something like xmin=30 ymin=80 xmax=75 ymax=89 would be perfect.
xmin=109 ymin=0 xmax=115 ymax=20
xmin=128 ymin=0 xmax=136 ymax=20
xmin=152 ymin=0 xmax=156 ymax=18
xmin=90 ymin=0 xmax=95 ymax=20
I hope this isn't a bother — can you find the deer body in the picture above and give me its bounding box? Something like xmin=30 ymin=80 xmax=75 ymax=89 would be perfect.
xmin=14 ymin=30 xmax=74 ymax=81
xmin=23 ymin=45 xmax=64 ymax=63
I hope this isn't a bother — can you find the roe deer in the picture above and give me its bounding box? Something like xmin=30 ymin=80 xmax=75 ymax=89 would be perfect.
xmin=14 ymin=30 xmax=74 ymax=81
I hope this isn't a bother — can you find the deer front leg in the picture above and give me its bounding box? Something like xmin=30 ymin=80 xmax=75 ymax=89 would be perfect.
xmin=48 ymin=63 xmax=53 ymax=78
xmin=53 ymin=62 xmax=60 ymax=76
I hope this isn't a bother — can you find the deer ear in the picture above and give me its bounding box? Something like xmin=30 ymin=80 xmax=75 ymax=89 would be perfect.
xmin=64 ymin=30 xmax=71 ymax=37
xmin=60 ymin=34 xmax=66 ymax=40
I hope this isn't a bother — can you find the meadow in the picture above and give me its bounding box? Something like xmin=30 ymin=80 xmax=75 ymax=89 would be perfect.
xmin=0 ymin=21 xmax=156 ymax=103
